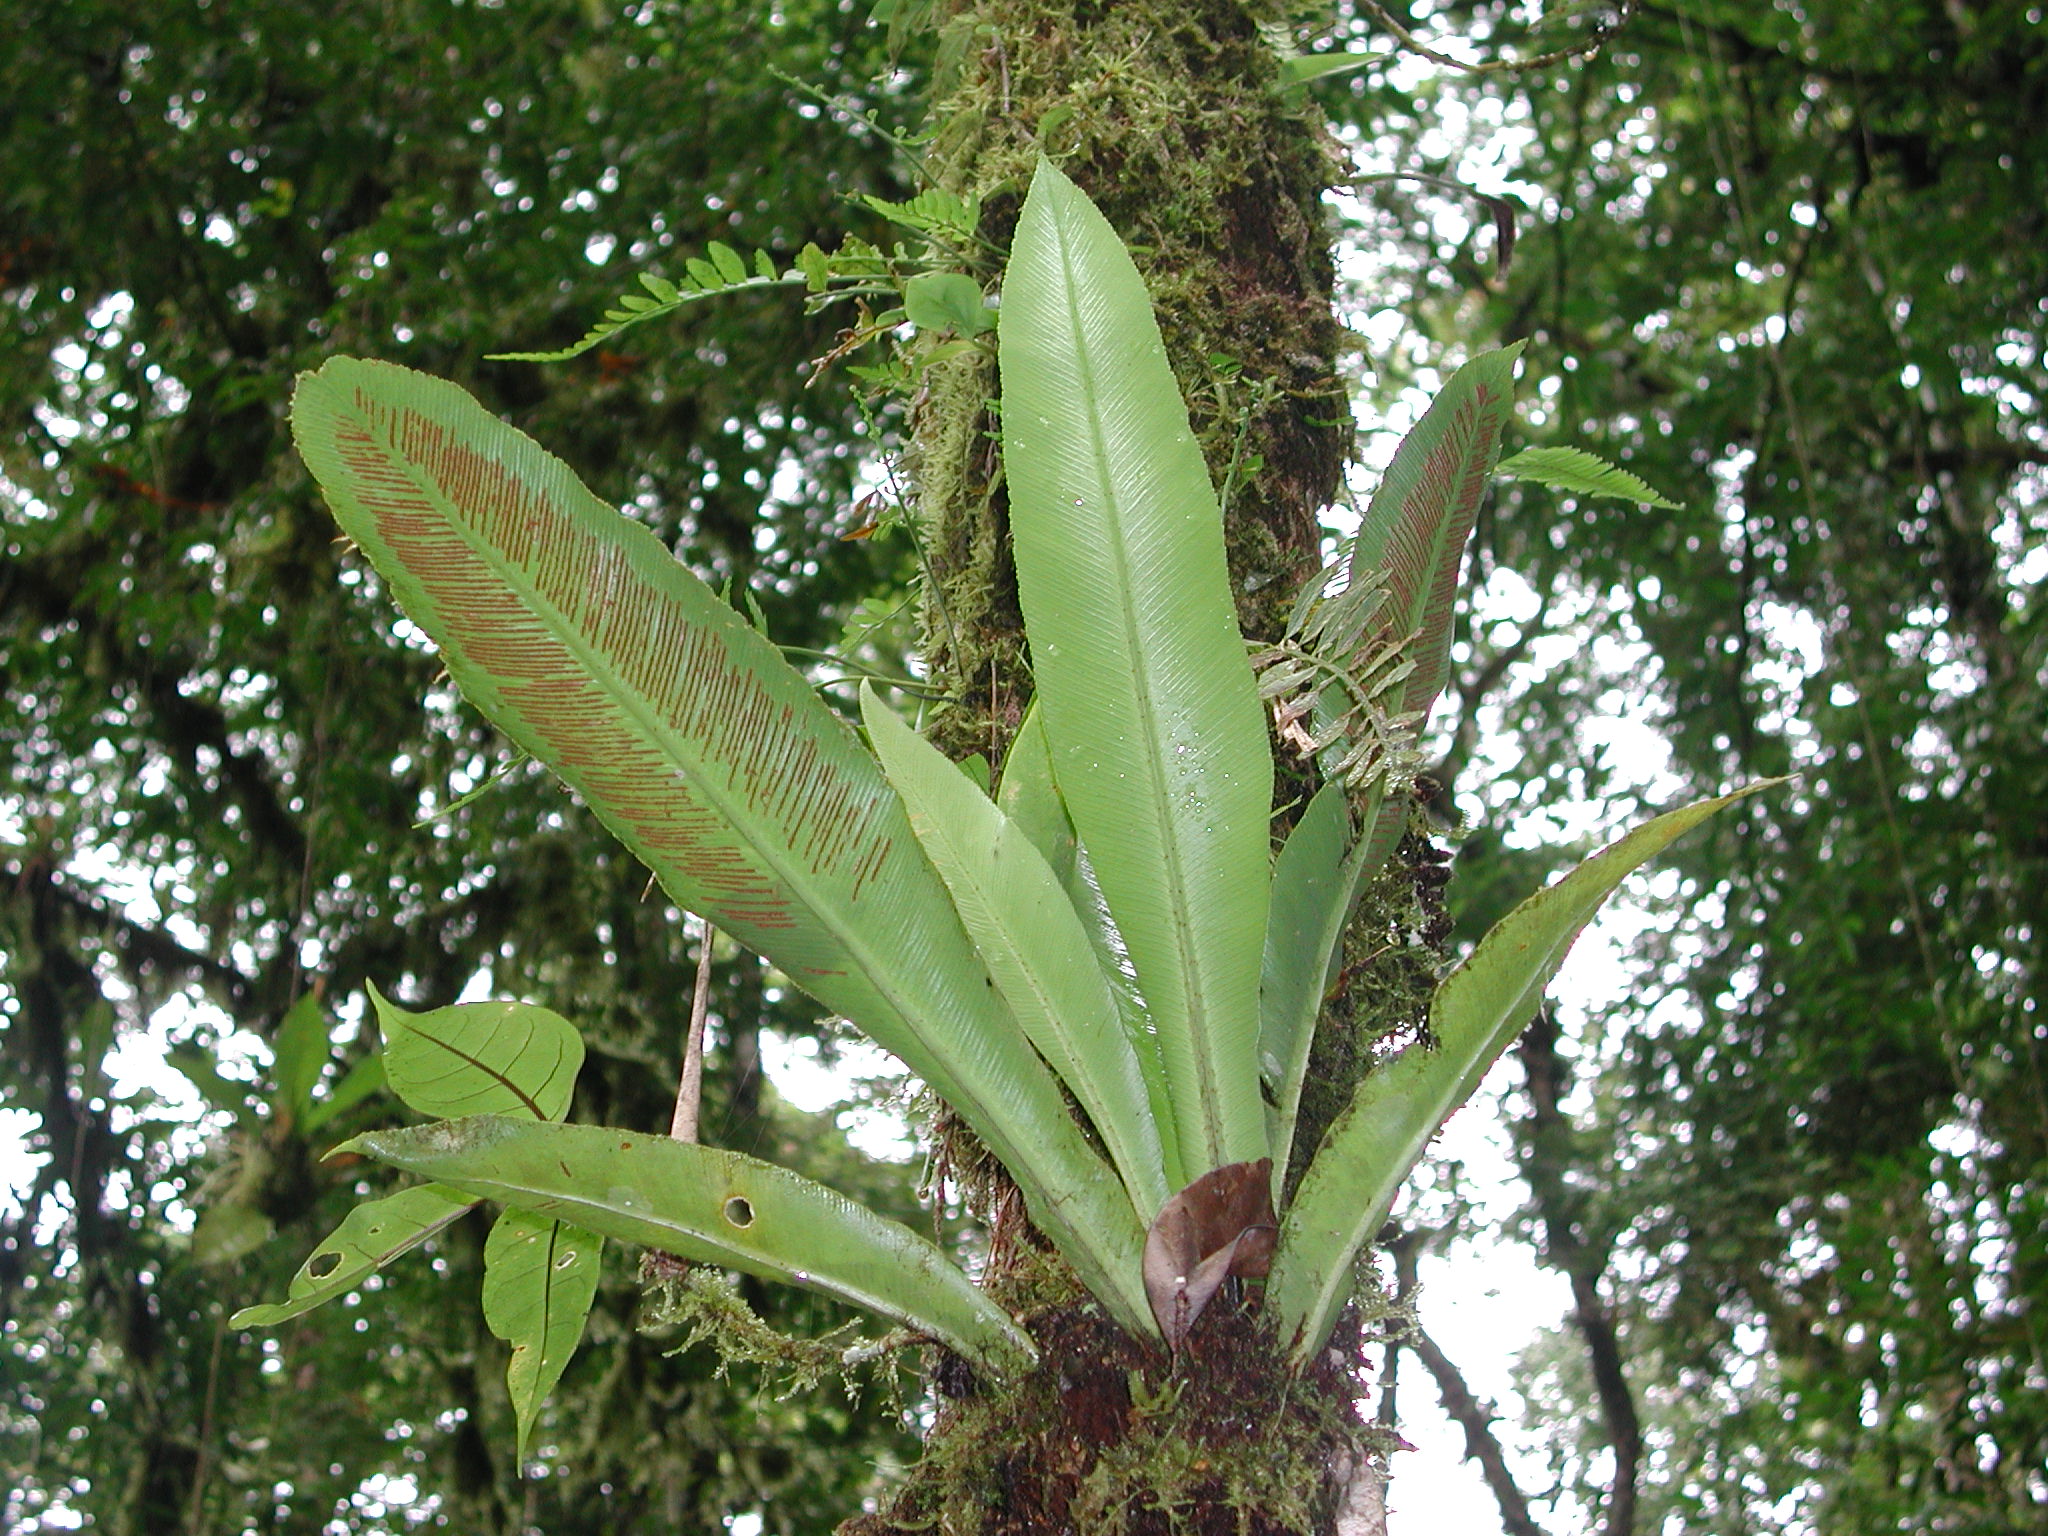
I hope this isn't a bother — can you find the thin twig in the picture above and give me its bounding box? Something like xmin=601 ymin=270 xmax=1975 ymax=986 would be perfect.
xmin=1356 ymin=0 xmax=1636 ymax=76
xmin=1408 ymin=1326 xmax=1551 ymax=1536
xmin=1517 ymin=1008 xmax=1640 ymax=1536
xmin=670 ymin=915 xmax=716 ymax=1143
xmin=187 ymin=1309 xmax=227 ymax=1531
xmin=1344 ymin=172 xmax=1521 ymax=276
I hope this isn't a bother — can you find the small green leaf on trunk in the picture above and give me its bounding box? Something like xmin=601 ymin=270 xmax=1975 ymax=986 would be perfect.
xmin=904 ymin=271 xmax=992 ymax=335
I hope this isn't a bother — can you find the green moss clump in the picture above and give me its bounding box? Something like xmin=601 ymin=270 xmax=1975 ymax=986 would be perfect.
xmin=842 ymin=1290 xmax=1399 ymax=1536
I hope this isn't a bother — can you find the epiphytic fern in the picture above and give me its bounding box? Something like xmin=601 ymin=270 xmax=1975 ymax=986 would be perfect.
xmin=1252 ymin=554 xmax=1424 ymax=799
xmin=860 ymin=188 xmax=984 ymax=254
xmin=490 ymin=237 xmax=893 ymax=364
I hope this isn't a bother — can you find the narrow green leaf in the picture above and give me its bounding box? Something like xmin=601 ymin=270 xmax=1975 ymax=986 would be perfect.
xmin=994 ymin=702 xmax=1074 ymax=884
xmin=231 ymin=1183 xmax=477 ymax=1328
xmin=998 ymin=703 xmax=1186 ymax=1190
xmin=483 ymin=1210 xmax=603 ymax=1459
xmin=271 ymin=991 xmax=330 ymax=1122
xmin=291 ymin=357 xmax=1149 ymax=1335
xmin=1348 ymin=345 xmax=1523 ymax=735
xmin=354 ymin=1116 xmax=1039 ymax=1375
xmin=1278 ymin=49 xmax=1390 ymax=86
xmin=862 ymin=685 xmax=1169 ymax=1219
xmin=302 ymin=1050 xmax=386 ymax=1134
xmin=1497 ymin=446 xmax=1684 ymax=510
xmin=1260 ymin=780 xmax=1408 ymax=1185
xmin=370 ymin=986 xmax=582 ymax=1123
xmin=1267 ymin=780 xmax=1786 ymax=1363
xmin=1000 ymin=158 xmax=1273 ymax=1174
xmin=1258 ymin=782 xmax=1352 ymax=1143
xmin=954 ymin=752 xmax=991 ymax=796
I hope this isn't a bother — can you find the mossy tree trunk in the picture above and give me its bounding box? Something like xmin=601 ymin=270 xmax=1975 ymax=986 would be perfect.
xmin=848 ymin=4 xmax=1429 ymax=1531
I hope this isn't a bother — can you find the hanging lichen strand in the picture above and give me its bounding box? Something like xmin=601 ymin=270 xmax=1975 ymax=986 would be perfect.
xmin=908 ymin=0 xmax=1351 ymax=769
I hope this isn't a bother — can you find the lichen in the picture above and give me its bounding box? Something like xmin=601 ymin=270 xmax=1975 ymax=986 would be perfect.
xmin=640 ymin=1258 xmax=911 ymax=1405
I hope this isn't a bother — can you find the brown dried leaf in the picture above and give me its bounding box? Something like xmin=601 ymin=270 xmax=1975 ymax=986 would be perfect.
xmin=1141 ymin=1158 xmax=1278 ymax=1351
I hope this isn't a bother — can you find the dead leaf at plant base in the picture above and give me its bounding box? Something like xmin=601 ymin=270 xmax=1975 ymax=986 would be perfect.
xmin=1142 ymin=1159 xmax=1277 ymax=1351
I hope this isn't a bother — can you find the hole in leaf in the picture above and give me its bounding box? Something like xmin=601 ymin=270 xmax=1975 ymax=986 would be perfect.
xmin=722 ymin=1196 xmax=754 ymax=1228
xmin=307 ymin=1251 xmax=342 ymax=1279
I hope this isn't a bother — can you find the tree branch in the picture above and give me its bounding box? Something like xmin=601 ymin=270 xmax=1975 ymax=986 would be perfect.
xmin=1386 ymin=1227 xmax=1549 ymax=1536
xmin=1516 ymin=1008 xmax=1642 ymax=1536
xmin=1407 ymin=1326 xmax=1551 ymax=1536
xmin=21 ymin=861 xmax=254 ymax=1010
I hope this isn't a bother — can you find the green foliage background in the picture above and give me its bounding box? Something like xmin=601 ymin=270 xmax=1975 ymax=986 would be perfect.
xmin=1 ymin=1 xmax=930 ymax=1530
xmin=2 ymin=0 xmax=2043 ymax=1532
xmin=1317 ymin=3 xmax=2045 ymax=1530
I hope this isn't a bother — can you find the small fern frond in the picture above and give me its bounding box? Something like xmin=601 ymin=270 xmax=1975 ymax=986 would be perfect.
xmin=1253 ymin=557 xmax=1425 ymax=799
xmin=490 ymin=237 xmax=893 ymax=364
xmin=861 ymin=188 xmax=985 ymax=253
xmin=1497 ymin=445 xmax=1683 ymax=510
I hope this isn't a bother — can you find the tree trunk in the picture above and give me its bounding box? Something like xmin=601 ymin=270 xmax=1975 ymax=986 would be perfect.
xmin=848 ymin=4 xmax=1421 ymax=1530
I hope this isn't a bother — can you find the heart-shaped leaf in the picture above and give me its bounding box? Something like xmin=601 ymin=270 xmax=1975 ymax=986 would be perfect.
xmin=371 ymin=986 xmax=582 ymax=1123
xmin=904 ymin=271 xmax=993 ymax=336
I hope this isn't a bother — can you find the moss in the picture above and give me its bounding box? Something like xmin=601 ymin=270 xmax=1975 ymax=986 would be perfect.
xmin=911 ymin=0 xmax=1352 ymax=766
xmin=843 ymin=1294 xmax=1397 ymax=1536
xmin=640 ymin=1259 xmax=912 ymax=1405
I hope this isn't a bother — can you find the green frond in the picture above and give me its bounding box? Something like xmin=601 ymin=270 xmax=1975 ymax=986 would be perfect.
xmin=488 ymin=236 xmax=894 ymax=363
